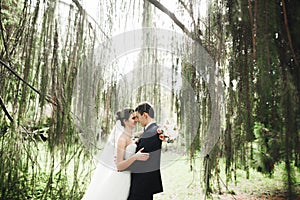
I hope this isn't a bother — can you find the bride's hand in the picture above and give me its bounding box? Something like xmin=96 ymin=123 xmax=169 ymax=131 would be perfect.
xmin=134 ymin=147 xmax=149 ymax=161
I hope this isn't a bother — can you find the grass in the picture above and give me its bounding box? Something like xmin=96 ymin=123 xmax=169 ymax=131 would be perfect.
xmin=30 ymin=142 xmax=300 ymax=200
xmin=154 ymin=152 xmax=300 ymax=200
xmin=155 ymin=152 xmax=205 ymax=200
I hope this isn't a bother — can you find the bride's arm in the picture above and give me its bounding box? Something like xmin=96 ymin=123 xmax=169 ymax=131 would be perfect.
xmin=116 ymin=136 xmax=149 ymax=171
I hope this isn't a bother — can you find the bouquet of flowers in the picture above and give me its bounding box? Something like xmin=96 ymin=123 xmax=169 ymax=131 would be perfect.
xmin=157 ymin=123 xmax=179 ymax=143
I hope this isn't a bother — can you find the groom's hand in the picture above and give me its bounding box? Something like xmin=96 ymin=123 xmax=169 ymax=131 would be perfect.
xmin=134 ymin=147 xmax=149 ymax=161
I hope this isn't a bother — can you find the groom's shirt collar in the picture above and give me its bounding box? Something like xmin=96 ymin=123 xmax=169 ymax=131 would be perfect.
xmin=144 ymin=121 xmax=155 ymax=131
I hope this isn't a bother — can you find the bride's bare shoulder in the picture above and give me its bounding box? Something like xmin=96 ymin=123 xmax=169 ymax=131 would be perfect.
xmin=117 ymin=134 xmax=127 ymax=145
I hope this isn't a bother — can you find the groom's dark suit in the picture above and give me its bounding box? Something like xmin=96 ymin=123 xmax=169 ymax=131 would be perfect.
xmin=127 ymin=123 xmax=163 ymax=200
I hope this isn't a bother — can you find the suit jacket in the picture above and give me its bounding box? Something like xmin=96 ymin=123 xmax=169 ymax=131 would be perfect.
xmin=127 ymin=123 xmax=163 ymax=195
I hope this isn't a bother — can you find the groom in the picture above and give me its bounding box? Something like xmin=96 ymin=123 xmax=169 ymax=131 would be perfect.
xmin=127 ymin=102 xmax=163 ymax=200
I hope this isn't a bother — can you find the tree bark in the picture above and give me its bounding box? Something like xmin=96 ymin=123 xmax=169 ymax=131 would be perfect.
xmin=145 ymin=0 xmax=202 ymax=44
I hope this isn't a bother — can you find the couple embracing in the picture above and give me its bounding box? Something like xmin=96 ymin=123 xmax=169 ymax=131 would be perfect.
xmin=82 ymin=102 xmax=163 ymax=200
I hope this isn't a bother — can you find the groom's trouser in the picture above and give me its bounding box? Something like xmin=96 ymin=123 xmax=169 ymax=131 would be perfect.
xmin=127 ymin=193 xmax=153 ymax=200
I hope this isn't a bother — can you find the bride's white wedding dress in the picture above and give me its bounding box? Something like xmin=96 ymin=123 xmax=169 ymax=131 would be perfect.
xmin=82 ymin=142 xmax=136 ymax=200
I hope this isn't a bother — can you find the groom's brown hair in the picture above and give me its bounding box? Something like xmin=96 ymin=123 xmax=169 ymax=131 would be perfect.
xmin=135 ymin=102 xmax=154 ymax=118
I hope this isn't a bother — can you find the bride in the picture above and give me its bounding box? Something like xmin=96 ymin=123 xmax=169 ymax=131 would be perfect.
xmin=82 ymin=108 xmax=149 ymax=200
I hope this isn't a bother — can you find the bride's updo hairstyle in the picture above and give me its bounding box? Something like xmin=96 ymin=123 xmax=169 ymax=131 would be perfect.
xmin=116 ymin=108 xmax=134 ymax=127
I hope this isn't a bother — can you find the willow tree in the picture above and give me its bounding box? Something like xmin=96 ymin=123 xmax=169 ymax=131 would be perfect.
xmin=277 ymin=0 xmax=299 ymax=197
xmin=221 ymin=0 xmax=299 ymax=198
xmin=0 ymin=0 xmax=104 ymax=199
xmin=140 ymin=1 xmax=225 ymax=197
xmin=2 ymin=0 xmax=298 ymax=199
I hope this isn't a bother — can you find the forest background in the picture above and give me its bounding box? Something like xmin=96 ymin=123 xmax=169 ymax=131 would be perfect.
xmin=0 ymin=0 xmax=299 ymax=199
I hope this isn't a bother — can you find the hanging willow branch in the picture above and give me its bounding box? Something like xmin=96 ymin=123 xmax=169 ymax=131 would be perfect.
xmin=146 ymin=0 xmax=226 ymax=59
xmin=0 ymin=59 xmax=57 ymax=106
xmin=146 ymin=0 xmax=201 ymax=44
xmin=247 ymin=0 xmax=257 ymax=60
xmin=281 ymin=0 xmax=299 ymax=66
xmin=58 ymin=0 xmax=109 ymax=39
xmin=178 ymin=0 xmax=196 ymax=29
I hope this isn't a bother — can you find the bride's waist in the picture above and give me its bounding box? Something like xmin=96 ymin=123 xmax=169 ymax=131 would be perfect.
xmin=117 ymin=170 xmax=130 ymax=174
xmin=99 ymin=163 xmax=130 ymax=174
